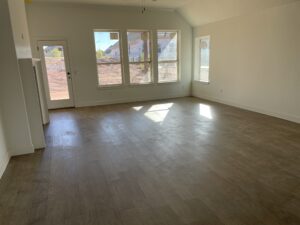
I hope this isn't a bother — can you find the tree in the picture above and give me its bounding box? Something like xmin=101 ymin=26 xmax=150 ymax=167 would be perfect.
xmin=50 ymin=48 xmax=63 ymax=58
xmin=96 ymin=49 xmax=105 ymax=59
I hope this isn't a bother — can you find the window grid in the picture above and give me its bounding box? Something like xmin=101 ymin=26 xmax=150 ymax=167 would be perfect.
xmin=127 ymin=30 xmax=153 ymax=85
xmin=93 ymin=29 xmax=181 ymax=87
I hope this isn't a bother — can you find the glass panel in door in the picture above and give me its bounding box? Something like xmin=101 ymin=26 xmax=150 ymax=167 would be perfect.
xmin=42 ymin=45 xmax=70 ymax=101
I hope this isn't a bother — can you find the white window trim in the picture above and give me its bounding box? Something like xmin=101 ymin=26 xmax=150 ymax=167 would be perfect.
xmin=157 ymin=30 xmax=180 ymax=84
xmin=127 ymin=29 xmax=154 ymax=85
xmin=93 ymin=29 xmax=125 ymax=87
xmin=194 ymin=35 xmax=211 ymax=84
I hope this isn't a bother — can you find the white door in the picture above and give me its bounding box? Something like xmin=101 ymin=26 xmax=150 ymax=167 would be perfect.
xmin=38 ymin=40 xmax=74 ymax=109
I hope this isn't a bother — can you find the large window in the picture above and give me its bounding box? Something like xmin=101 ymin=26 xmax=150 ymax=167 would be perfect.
xmin=157 ymin=31 xmax=179 ymax=83
xmin=94 ymin=31 xmax=123 ymax=86
xmin=127 ymin=31 xmax=152 ymax=84
xmin=195 ymin=36 xmax=210 ymax=83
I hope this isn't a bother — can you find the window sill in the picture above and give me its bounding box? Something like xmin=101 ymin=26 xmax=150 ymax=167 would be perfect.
xmin=97 ymin=82 xmax=155 ymax=90
xmin=129 ymin=82 xmax=155 ymax=87
xmin=97 ymin=84 xmax=124 ymax=90
xmin=158 ymin=80 xmax=180 ymax=85
xmin=194 ymin=80 xmax=210 ymax=85
xmin=97 ymin=80 xmax=181 ymax=90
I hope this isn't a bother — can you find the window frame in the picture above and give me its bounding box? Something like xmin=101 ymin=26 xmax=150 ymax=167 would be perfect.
xmin=127 ymin=29 xmax=154 ymax=85
xmin=194 ymin=35 xmax=211 ymax=84
xmin=157 ymin=30 xmax=180 ymax=84
xmin=93 ymin=29 xmax=125 ymax=88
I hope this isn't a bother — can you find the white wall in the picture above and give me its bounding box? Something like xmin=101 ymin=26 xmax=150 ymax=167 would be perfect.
xmin=0 ymin=0 xmax=34 ymax=156
xmin=8 ymin=0 xmax=32 ymax=59
xmin=193 ymin=1 xmax=300 ymax=123
xmin=33 ymin=59 xmax=50 ymax=125
xmin=8 ymin=1 xmax=45 ymax=150
xmin=26 ymin=3 xmax=193 ymax=107
xmin=0 ymin=108 xmax=10 ymax=179
xmin=19 ymin=59 xmax=46 ymax=149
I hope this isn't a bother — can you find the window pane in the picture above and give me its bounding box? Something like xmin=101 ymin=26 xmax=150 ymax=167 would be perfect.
xmin=199 ymin=37 xmax=210 ymax=82
xmin=129 ymin=63 xmax=151 ymax=84
xmin=157 ymin=31 xmax=179 ymax=83
xmin=98 ymin=64 xmax=122 ymax=86
xmin=94 ymin=31 xmax=121 ymax=63
xmin=158 ymin=62 xmax=178 ymax=83
xmin=127 ymin=31 xmax=151 ymax=62
xmin=43 ymin=45 xmax=70 ymax=100
xmin=157 ymin=31 xmax=178 ymax=61
xmin=94 ymin=31 xmax=122 ymax=85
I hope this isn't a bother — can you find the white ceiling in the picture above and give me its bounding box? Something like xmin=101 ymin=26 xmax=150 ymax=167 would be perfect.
xmin=31 ymin=0 xmax=300 ymax=27
xmin=31 ymin=0 xmax=192 ymax=9
xmin=178 ymin=0 xmax=300 ymax=27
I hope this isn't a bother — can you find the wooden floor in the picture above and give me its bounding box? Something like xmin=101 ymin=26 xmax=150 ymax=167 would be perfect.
xmin=0 ymin=97 xmax=300 ymax=225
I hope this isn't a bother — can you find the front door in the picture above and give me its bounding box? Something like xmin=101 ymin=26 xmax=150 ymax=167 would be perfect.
xmin=38 ymin=40 xmax=74 ymax=109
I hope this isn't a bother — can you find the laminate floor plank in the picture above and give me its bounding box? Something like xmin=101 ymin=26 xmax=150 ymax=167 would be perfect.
xmin=0 ymin=97 xmax=299 ymax=225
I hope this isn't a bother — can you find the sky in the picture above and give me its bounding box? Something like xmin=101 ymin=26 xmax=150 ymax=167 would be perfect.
xmin=94 ymin=32 xmax=119 ymax=51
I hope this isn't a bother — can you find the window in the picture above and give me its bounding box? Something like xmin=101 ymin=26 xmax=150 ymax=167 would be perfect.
xmin=157 ymin=31 xmax=179 ymax=83
xmin=127 ymin=31 xmax=152 ymax=84
xmin=93 ymin=31 xmax=123 ymax=86
xmin=195 ymin=36 xmax=210 ymax=83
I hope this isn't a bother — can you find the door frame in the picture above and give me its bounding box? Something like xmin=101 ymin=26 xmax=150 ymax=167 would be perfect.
xmin=38 ymin=40 xmax=75 ymax=109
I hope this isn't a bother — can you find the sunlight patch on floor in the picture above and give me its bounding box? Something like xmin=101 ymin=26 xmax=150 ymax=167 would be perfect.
xmin=144 ymin=103 xmax=174 ymax=123
xmin=199 ymin=104 xmax=213 ymax=119
xmin=132 ymin=106 xmax=143 ymax=111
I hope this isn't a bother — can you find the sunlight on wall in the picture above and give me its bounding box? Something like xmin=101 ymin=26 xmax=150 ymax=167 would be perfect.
xmin=144 ymin=103 xmax=174 ymax=123
xmin=199 ymin=104 xmax=213 ymax=119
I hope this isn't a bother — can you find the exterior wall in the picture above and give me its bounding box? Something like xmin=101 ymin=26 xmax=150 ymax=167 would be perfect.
xmin=26 ymin=3 xmax=193 ymax=107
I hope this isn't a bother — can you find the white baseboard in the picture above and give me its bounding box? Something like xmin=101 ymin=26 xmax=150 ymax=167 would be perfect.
xmin=75 ymin=94 xmax=190 ymax=108
xmin=193 ymin=93 xmax=300 ymax=124
xmin=0 ymin=150 xmax=10 ymax=179
xmin=10 ymin=145 xmax=35 ymax=157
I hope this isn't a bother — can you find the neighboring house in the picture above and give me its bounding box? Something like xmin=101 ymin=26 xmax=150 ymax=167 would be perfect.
xmin=157 ymin=33 xmax=177 ymax=61
xmin=97 ymin=32 xmax=177 ymax=63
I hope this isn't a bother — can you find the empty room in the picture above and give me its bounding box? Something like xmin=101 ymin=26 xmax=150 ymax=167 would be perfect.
xmin=0 ymin=0 xmax=300 ymax=224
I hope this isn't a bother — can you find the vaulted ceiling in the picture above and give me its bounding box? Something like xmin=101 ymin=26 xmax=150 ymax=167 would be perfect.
xmin=178 ymin=0 xmax=300 ymax=26
xmin=31 ymin=0 xmax=300 ymax=27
